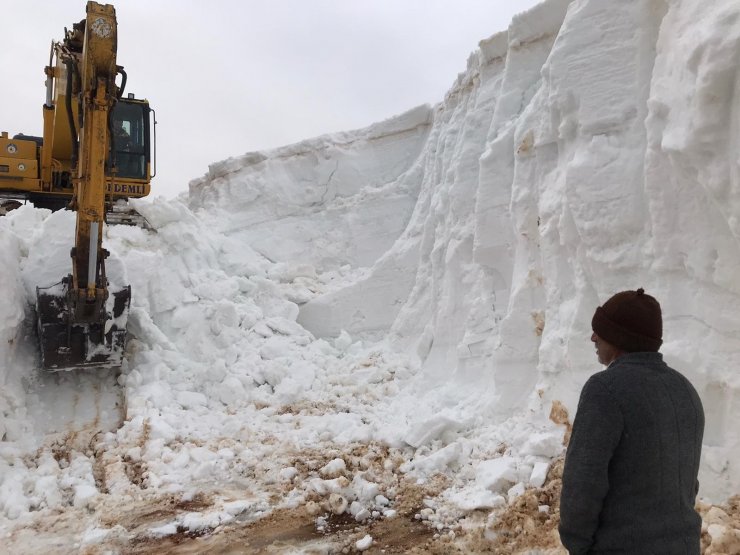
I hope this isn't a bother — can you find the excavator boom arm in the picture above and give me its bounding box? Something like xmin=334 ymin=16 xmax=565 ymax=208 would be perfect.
xmin=35 ymin=1 xmax=135 ymax=370
xmin=72 ymin=2 xmax=116 ymax=309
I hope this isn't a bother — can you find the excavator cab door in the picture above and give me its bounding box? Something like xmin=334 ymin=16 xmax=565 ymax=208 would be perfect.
xmin=110 ymin=99 xmax=150 ymax=180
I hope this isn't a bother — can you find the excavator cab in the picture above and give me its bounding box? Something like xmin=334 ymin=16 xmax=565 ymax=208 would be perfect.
xmin=110 ymin=99 xmax=150 ymax=180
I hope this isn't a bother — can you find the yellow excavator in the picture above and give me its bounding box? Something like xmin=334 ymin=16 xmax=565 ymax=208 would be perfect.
xmin=0 ymin=2 xmax=154 ymax=369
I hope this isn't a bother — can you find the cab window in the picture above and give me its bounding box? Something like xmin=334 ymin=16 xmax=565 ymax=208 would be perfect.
xmin=109 ymin=101 xmax=149 ymax=179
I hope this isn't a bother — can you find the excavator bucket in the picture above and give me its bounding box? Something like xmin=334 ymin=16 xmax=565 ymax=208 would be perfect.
xmin=36 ymin=283 xmax=131 ymax=370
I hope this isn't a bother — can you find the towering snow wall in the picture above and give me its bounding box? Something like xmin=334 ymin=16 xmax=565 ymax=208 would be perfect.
xmin=189 ymin=0 xmax=740 ymax=500
xmin=189 ymin=106 xmax=432 ymax=271
xmin=0 ymin=219 xmax=29 ymax=443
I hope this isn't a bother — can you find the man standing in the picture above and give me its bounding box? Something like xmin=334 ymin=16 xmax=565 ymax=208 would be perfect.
xmin=559 ymin=288 xmax=704 ymax=554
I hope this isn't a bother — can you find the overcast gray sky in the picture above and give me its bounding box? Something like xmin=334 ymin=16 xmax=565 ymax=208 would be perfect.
xmin=2 ymin=1 xmax=542 ymax=199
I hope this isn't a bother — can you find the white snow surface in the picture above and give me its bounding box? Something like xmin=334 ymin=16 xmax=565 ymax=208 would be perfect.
xmin=2 ymin=0 xmax=740 ymax=548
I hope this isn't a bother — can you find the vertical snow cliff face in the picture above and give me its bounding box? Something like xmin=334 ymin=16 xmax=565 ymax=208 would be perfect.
xmin=190 ymin=0 xmax=740 ymax=500
xmin=189 ymin=107 xmax=432 ymax=271
xmin=0 ymin=218 xmax=30 ymax=443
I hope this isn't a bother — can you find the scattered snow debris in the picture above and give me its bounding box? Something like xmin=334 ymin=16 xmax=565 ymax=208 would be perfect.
xmin=320 ymin=458 xmax=347 ymax=478
xmin=403 ymin=414 xmax=468 ymax=448
xmin=81 ymin=525 xmax=127 ymax=546
xmin=355 ymin=534 xmax=373 ymax=551
xmin=401 ymin=440 xmax=470 ymax=475
xmin=305 ymin=500 xmax=321 ymax=516
xmin=520 ymin=432 xmax=564 ymax=458
xmin=72 ymin=483 xmax=99 ymax=509
xmin=448 ymin=489 xmax=507 ymax=511
xmin=176 ymin=391 xmax=208 ymax=410
xmin=507 ymin=482 xmax=526 ymax=504
xmin=2 ymin=0 xmax=740 ymax=552
xmin=279 ymin=466 xmax=299 ymax=482
xmin=333 ymin=330 xmax=353 ymax=352
xmin=223 ymin=500 xmax=252 ymax=516
xmin=698 ymin=498 xmax=740 ymax=554
xmin=476 ymin=457 xmax=519 ymax=493
xmin=529 ymin=461 xmax=550 ymax=488
xmin=350 ymin=501 xmax=371 ymax=522
xmin=329 ymin=493 xmax=348 ymax=515
xmin=148 ymin=523 xmax=178 ymax=538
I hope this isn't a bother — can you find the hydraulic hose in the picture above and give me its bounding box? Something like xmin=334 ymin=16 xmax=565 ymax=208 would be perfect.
xmin=117 ymin=67 xmax=127 ymax=98
xmin=64 ymin=59 xmax=79 ymax=169
xmin=108 ymin=101 xmax=117 ymax=171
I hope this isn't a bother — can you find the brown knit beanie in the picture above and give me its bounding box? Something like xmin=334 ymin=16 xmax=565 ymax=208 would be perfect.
xmin=591 ymin=288 xmax=662 ymax=352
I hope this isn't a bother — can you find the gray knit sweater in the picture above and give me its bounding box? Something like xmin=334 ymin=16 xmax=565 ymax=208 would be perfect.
xmin=559 ymin=352 xmax=704 ymax=554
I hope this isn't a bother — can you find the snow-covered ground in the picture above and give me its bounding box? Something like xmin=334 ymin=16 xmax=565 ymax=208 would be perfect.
xmin=2 ymin=0 xmax=740 ymax=552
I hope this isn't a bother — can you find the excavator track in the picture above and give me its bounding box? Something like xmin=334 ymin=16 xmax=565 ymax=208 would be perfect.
xmin=106 ymin=200 xmax=151 ymax=228
xmin=0 ymin=196 xmax=25 ymax=215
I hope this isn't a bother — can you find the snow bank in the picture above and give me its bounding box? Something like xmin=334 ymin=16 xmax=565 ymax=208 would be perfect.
xmin=191 ymin=0 xmax=740 ymax=500
xmin=0 ymin=209 xmax=30 ymax=443
xmin=189 ymin=105 xmax=432 ymax=271
xmin=1 ymin=0 xmax=739 ymax=547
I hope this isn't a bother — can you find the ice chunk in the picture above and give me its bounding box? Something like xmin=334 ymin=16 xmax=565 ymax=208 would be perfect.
xmin=329 ymin=493 xmax=348 ymax=515
xmin=320 ymin=458 xmax=346 ymax=477
xmin=404 ymin=414 xmax=468 ymax=448
xmin=176 ymin=391 xmax=208 ymax=409
xmin=476 ymin=457 xmax=518 ymax=493
xmin=356 ymin=534 xmax=373 ymax=551
xmin=529 ymin=461 xmax=550 ymax=488
xmin=520 ymin=432 xmax=563 ymax=458
xmin=507 ymin=482 xmax=526 ymax=503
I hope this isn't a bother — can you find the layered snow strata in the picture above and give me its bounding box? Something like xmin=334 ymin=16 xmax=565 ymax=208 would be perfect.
xmin=189 ymin=105 xmax=432 ymax=271
xmin=0 ymin=218 xmax=29 ymax=443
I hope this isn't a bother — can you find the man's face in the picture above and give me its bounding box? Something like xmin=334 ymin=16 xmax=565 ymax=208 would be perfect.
xmin=591 ymin=332 xmax=620 ymax=366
